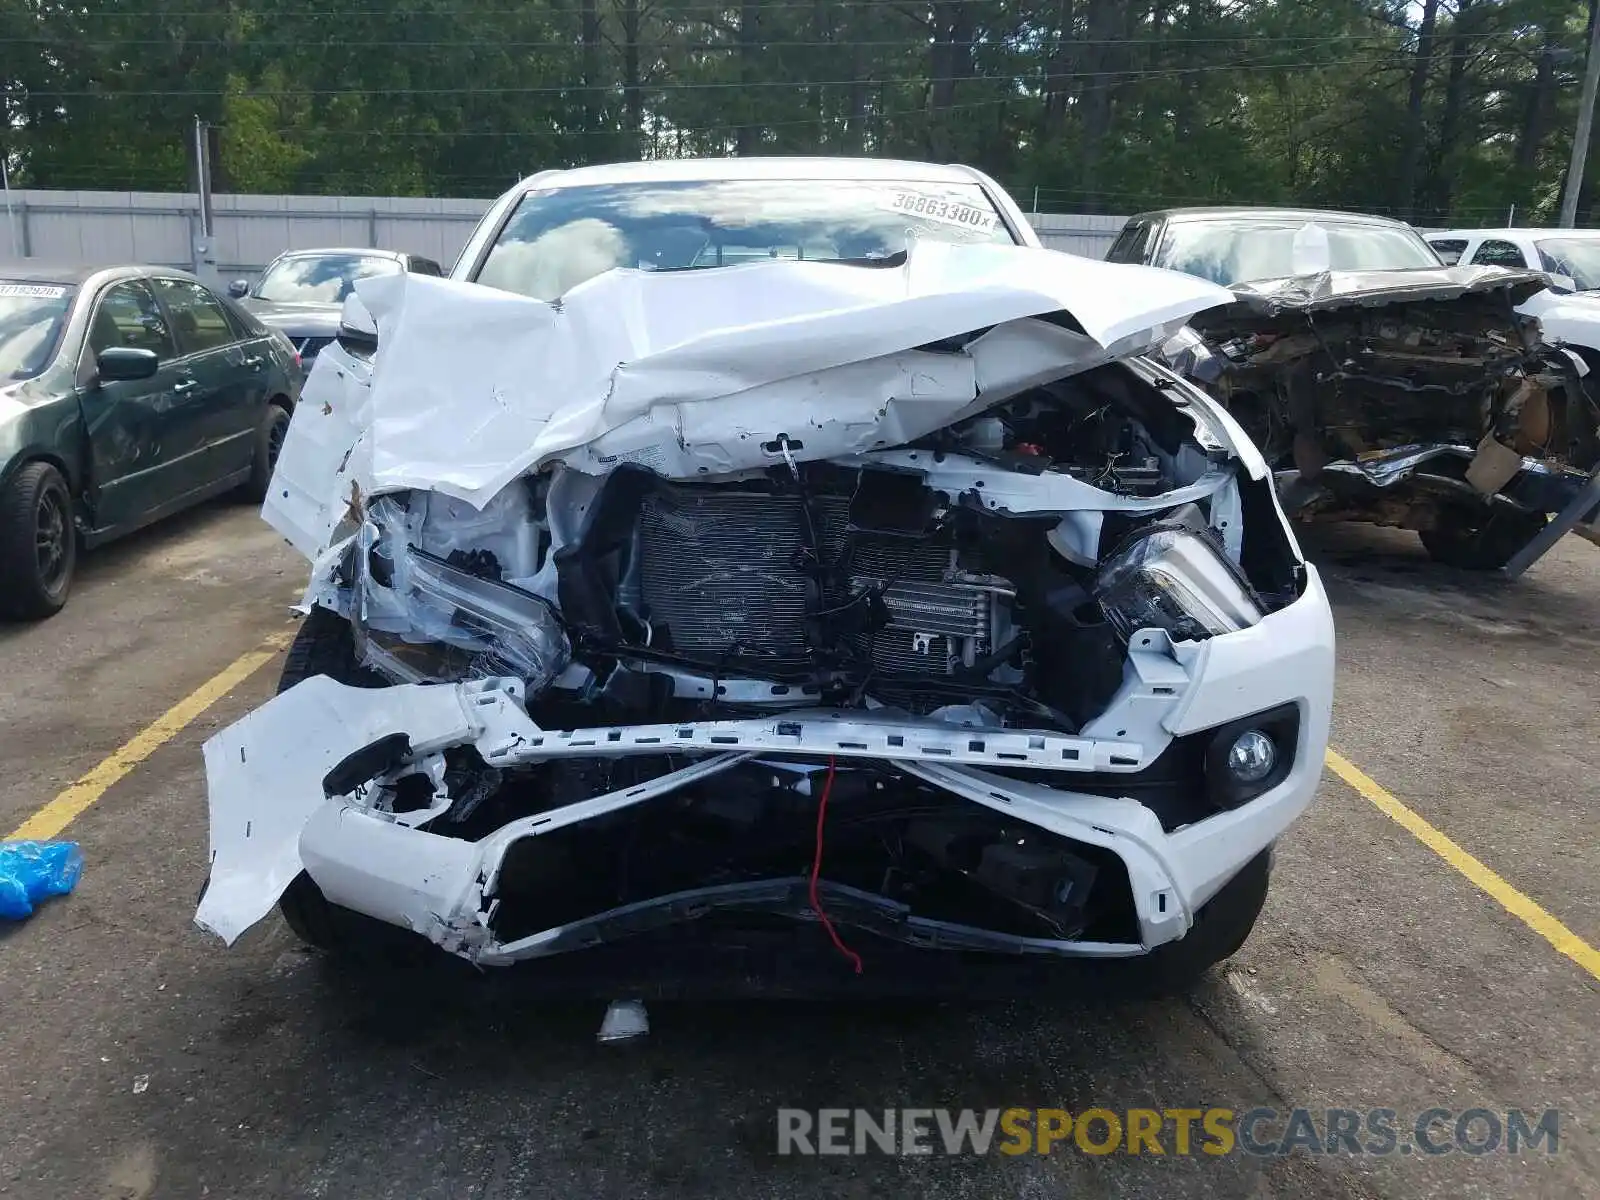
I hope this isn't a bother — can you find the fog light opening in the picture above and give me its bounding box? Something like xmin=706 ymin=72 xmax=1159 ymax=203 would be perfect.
xmin=1226 ymin=729 xmax=1277 ymax=785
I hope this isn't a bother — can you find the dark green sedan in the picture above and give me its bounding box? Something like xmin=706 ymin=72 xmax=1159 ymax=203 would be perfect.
xmin=0 ymin=264 xmax=301 ymax=619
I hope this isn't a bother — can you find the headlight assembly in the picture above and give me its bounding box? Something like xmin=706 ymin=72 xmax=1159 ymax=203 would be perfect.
xmin=1096 ymin=523 xmax=1264 ymax=643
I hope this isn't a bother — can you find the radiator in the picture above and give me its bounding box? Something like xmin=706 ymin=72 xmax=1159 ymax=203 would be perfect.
xmin=635 ymin=486 xmax=1000 ymax=674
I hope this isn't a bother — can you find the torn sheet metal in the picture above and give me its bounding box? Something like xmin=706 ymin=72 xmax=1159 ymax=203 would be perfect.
xmin=195 ymin=676 xmax=485 ymax=944
xmin=262 ymin=241 xmax=1233 ymax=550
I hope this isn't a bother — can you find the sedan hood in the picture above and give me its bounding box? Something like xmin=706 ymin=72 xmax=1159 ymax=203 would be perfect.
xmin=279 ymin=241 xmax=1233 ymax=526
xmin=242 ymin=298 xmax=344 ymax=338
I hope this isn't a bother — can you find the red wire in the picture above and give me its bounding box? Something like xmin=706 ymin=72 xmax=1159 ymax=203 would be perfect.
xmin=809 ymin=755 xmax=864 ymax=975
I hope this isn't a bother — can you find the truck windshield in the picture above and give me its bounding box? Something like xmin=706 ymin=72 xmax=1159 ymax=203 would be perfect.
xmin=1156 ymin=220 xmax=1441 ymax=285
xmin=474 ymin=178 xmax=1016 ymax=301
xmin=0 ymin=282 xmax=73 ymax=381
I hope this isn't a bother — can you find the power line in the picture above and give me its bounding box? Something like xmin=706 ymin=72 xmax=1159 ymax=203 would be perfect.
xmin=6 ymin=0 xmax=950 ymax=13
xmin=0 ymin=31 xmax=1540 ymax=49
xmin=0 ymin=0 xmax=1446 ymax=16
xmin=0 ymin=0 xmax=1558 ymax=28
xmin=14 ymin=56 xmax=1408 ymax=99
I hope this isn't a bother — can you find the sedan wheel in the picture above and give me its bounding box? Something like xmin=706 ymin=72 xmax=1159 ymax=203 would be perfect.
xmin=35 ymin=483 xmax=71 ymax=590
xmin=242 ymin=403 xmax=293 ymax=504
xmin=0 ymin=461 xmax=78 ymax=620
xmin=266 ymin=409 xmax=289 ymax=475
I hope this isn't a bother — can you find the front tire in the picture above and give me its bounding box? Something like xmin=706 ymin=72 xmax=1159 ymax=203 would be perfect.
xmin=1117 ymin=848 xmax=1272 ymax=997
xmin=0 ymin=461 xmax=78 ymax=621
xmin=1419 ymin=506 xmax=1547 ymax=571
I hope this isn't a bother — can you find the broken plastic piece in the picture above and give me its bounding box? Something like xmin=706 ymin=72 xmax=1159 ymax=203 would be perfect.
xmin=0 ymin=840 xmax=84 ymax=920
xmin=597 ymin=999 xmax=650 ymax=1043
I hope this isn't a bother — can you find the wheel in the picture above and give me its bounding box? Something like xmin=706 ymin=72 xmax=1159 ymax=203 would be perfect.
xmin=241 ymin=402 xmax=292 ymax=504
xmin=1115 ymin=848 xmax=1272 ymax=997
xmin=1418 ymin=506 xmax=1547 ymax=571
xmin=275 ymin=604 xmax=385 ymax=696
xmin=0 ymin=461 xmax=78 ymax=620
xmin=274 ymin=607 xmax=426 ymax=963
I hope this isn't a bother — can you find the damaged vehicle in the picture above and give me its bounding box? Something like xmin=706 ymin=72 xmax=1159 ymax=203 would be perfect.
xmin=1107 ymin=207 xmax=1600 ymax=572
xmin=196 ymin=159 xmax=1335 ymax=996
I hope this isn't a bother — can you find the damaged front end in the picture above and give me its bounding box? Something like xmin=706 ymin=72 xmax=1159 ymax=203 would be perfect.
xmin=1179 ymin=267 xmax=1600 ymax=571
xmin=197 ymin=244 xmax=1334 ymax=985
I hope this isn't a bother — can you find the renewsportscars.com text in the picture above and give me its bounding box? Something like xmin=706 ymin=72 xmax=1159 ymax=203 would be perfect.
xmin=777 ymin=1107 xmax=1561 ymax=1157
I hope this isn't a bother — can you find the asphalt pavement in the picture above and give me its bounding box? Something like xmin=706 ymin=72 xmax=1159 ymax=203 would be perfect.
xmin=0 ymin=499 xmax=1596 ymax=1200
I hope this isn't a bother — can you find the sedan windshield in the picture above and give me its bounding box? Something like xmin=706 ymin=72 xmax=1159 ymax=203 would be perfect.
xmin=1156 ymin=219 xmax=1441 ymax=286
xmin=253 ymin=253 xmax=402 ymax=303
xmin=474 ymin=178 xmax=1016 ymax=300
xmin=0 ymin=282 xmax=73 ymax=381
xmin=1535 ymin=238 xmax=1600 ymax=291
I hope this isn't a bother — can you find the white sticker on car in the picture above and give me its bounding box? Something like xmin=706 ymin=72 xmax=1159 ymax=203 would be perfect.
xmin=0 ymin=283 xmax=69 ymax=298
xmin=878 ymin=192 xmax=998 ymax=235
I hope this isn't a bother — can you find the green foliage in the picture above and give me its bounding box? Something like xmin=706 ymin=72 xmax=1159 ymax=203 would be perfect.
xmin=0 ymin=0 xmax=1594 ymax=223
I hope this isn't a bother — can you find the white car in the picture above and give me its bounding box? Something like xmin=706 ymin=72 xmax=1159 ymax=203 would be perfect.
xmin=193 ymin=158 xmax=1335 ymax=996
xmin=1425 ymin=227 xmax=1600 ymax=361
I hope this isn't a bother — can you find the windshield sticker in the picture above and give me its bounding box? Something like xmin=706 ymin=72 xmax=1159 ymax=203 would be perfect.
xmin=879 ymin=192 xmax=998 ymax=235
xmin=0 ymin=283 xmax=69 ymax=299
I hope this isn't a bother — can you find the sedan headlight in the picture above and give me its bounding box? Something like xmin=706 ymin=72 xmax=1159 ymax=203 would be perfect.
xmin=1096 ymin=524 xmax=1263 ymax=643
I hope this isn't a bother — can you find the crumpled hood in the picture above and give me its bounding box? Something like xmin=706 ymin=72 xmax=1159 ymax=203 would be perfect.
xmin=264 ymin=240 xmax=1233 ymax=544
xmin=1197 ymin=264 xmax=1551 ymax=326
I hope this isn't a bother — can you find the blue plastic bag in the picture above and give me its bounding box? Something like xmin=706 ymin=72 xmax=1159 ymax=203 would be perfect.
xmin=0 ymin=841 xmax=84 ymax=919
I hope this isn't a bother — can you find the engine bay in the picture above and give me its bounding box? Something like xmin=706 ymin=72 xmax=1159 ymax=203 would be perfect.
xmin=330 ymin=361 xmax=1302 ymax=736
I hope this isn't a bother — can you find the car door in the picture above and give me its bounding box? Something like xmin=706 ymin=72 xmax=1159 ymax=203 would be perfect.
xmin=151 ymin=276 xmax=264 ymax=483
xmin=75 ymin=278 xmax=194 ymax=530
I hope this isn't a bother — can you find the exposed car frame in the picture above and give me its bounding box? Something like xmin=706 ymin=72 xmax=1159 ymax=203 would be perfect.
xmin=1107 ymin=207 xmax=1600 ymax=575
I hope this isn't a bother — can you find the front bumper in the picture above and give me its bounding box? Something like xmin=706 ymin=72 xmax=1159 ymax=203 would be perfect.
xmin=195 ymin=568 xmax=1334 ymax=965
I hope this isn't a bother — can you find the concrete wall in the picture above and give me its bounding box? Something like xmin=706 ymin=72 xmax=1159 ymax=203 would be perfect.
xmin=1024 ymin=211 xmax=1127 ymax=258
xmin=0 ymin=189 xmax=1125 ymax=278
xmin=0 ymin=190 xmax=494 ymax=279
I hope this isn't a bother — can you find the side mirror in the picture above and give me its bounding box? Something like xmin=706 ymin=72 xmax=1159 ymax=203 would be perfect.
xmin=1545 ymin=272 xmax=1577 ymax=295
xmin=227 ymin=279 xmax=250 ymax=299
xmin=96 ymin=347 xmax=160 ymax=382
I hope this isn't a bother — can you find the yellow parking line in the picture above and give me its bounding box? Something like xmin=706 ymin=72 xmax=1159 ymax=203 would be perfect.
xmin=1326 ymin=748 xmax=1600 ymax=983
xmin=4 ymin=632 xmax=293 ymax=844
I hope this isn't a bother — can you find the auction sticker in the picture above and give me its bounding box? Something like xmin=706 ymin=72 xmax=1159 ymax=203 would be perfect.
xmin=0 ymin=283 xmax=69 ymax=298
xmin=878 ymin=191 xmax=998 ymax=235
